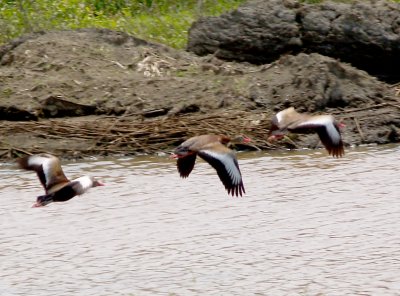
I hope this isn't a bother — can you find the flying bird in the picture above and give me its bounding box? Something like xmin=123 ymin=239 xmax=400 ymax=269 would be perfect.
xmin=172 ymin=135 xmax=250 ymax=197
xmin=268 ymin=107 xmax=345 ymax=157
xmin=17 ymin=154 xmax=104 ymax=207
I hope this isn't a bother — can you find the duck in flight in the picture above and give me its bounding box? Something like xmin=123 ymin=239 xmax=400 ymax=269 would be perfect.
xmin=268 ymin=107 xmax=345 ymax=157
xmin=172 ymin=135 xmax=250 ymax=197
xmin=17 ymin=153 xmax=105 ymax=207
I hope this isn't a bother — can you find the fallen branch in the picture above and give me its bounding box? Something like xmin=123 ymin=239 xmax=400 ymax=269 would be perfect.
xmin=353 ymin=117 xmax=365 ymax=142
xmin=332 ymin=103 xmax=388 ymax=114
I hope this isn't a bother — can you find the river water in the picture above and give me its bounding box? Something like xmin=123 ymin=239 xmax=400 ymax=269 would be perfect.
xmin=0 ymin=145 xmax=399 ymax=295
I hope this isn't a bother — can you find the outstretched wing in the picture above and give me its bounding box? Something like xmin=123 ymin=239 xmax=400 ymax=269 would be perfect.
xmin=316 ymin=124 xmax=344 ymax=157
xmin=17 ymin=154 xmax=69 ymax=193
xmin=177 ymin=153 xmax=197 ymax=178
xmin=290 ymin=115 xmax=344 ymax=157
xmin=198 ymin=144 xmax=245 ymax=197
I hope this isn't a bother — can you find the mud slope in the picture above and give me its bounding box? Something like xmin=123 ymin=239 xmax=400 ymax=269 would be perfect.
xmin=0 ymin=29 xmax=399 ymax=159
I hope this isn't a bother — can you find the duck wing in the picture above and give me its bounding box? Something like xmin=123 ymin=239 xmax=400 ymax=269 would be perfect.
xmin=316 ymin=123 xmax=344 ymax=157
xmin=17 ymin=154 xmax=70 ymax=193
xmin=289 ymin=116 xmax=344 ymax=157
xmin=177 ymin=153 xmax=197 ymax=178
xmin=197 ymin=143 xmax=245 ymax=197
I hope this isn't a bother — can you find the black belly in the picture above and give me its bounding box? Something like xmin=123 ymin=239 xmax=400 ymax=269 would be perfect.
xmin=53 ymin=185 xmax=77 ymax=202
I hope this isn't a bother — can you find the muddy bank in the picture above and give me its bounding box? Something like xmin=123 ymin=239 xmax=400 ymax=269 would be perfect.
xmin=0 ymin=28 xmax=399 ymax=159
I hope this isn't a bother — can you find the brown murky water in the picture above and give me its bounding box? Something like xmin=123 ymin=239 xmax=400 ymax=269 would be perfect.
xmin=1 ymin=145 xmax=399 ymax=295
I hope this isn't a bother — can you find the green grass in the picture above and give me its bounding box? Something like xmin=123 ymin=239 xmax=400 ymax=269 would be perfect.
xmin=301 ymin=0 xmax=400 ymax=3
xmin=1 ymin=0 xmax=399 ymax=48
xmin=0 ymin=0 xmax=245 ymax=48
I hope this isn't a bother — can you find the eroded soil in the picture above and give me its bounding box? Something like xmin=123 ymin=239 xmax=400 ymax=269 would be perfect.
xmin=0 ymin=29 xmax=399 ymax=159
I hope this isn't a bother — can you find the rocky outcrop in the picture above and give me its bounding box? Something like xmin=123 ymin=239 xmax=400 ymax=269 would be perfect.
xmin=0 ymin=106 xmax=37 ymax=121
xmin=187 ymin=0 xmax=400 ymax=82
xmin=40 ymin=96 xmax=98 ymax=117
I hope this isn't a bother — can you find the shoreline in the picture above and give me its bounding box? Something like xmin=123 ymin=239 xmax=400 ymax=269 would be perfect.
xmin=1 ymin=29 xmax=399 ymax=160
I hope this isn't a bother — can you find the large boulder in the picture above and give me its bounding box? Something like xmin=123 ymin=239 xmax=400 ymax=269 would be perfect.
xmin=187 ymin=0 xmax=400 ymax=82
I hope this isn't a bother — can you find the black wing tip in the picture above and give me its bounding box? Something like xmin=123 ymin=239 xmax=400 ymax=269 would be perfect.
xmin=327 ymin=145 xmax=345 ymax=158
xmin=227 ymin=182 xmax=246 ymax=197
xmin=176 ymin=154 xmax=196 ymax=179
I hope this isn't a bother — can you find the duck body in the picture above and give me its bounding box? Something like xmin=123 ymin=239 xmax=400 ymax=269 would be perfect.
xmin=268 ymin=107 xmax=345 ymax=158
xmin=17 ymin=154 xmax=104 ymax=207
xmin=173 ymin=135 xmax=249 ymax=197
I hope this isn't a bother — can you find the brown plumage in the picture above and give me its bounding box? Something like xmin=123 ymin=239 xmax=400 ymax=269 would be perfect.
xmin=268 ymin=107 xmax=345 ymax=157
xmin=172 ymin=135 xmax=250 ymax=197
xmin=17 ymin=154 xmax=104 ymax=207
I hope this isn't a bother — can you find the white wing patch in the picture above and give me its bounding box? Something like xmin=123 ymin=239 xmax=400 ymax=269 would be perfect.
xmin=72 ymin=176 xmax=94 ymax=194
xmin=325 ymin=122 xmax=341 ymax=145
xmin=276 ymin=107 xmax=295 ymax=124
xmin=295 ymin=115 xmax=332 ymax=127
xmin=201 ymin=150 xmax=242 ymax=185
xmin=296 ymin=116 xmax=341 ymax=144
xmin=276 ymin=110 xmax=283 ymax=123
xmin=27 ymin=155 xmax=52 ymax=167
xmin=28 ymin=155 xmax=53 ymax=186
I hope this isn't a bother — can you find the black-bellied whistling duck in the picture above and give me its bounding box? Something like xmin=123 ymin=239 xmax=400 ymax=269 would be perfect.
xmin=17 ymin=154 xmax=105 ymax=207
xmin=172 ymin=135 xmax=250 ymax=197
xmin=268 ymin=107 xmax=345 ymax=157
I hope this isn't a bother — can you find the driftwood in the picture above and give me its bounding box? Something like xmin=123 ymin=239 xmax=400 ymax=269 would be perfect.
xmin=331 ymin=102 xmax=400 ymax=115
xmin=2 ymin=98 xmax=399 ymax=159
xmin=353 ymin=117 xmax=365 ymax=142
xmin=0 ymin=111 xmax=276 ymax=159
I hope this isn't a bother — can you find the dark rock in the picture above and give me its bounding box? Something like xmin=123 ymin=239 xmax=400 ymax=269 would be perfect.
xmin=388 ymin=125 xmax=400 ymax=142
xmin=142 ymin=108 xmax=171 ymax=118
xmin=188 ymin=0 xmax=301 ymax=64
xmin=40 ymin=96 xmax=97 ymax=117
xmin=174 ymin=103 xmax=200 ymax=114
xmin=299 ymin=0 xmax=400 ymax=83
xmin=187 ymin=0 xmax=400 ymax=82
xmin=170 ymin=103 xmax=201 ymax=116
xmin=0 ymin=106 xmax=38 ymax=121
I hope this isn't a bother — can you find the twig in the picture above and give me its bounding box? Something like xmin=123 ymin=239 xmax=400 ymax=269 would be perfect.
xmin=90 ymin=107 xmax=133 ymax=149
xmin=353 ymin=117 xmax=365 ymax=141
xmin=331 ymin=103 xmax=388 ymax=114
xmin=387 ymin=103 xmax=400 ymax=109
xmin=0 ymin=110 xmax=303 ymax=159
xmin=10 ymin=147 xmax=33 ymax=156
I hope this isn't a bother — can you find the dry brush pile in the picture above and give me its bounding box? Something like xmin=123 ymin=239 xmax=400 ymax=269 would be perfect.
xmin=0 ymin=111 xmax=275 ymax=159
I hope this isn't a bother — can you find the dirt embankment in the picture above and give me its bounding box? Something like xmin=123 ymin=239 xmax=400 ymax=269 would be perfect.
xmin=0 ymin=26 xmax=399 ymax=159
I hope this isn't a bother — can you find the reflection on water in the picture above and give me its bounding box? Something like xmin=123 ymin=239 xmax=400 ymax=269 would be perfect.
xmin=0 ymin=145 xmax=399 ymax=295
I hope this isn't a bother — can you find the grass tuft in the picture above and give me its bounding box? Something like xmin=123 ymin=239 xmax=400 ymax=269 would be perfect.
xmin=0 ymin=0 xmax=245 ymax=48
xmin=1 ymin=0 xmax=399 ymax=48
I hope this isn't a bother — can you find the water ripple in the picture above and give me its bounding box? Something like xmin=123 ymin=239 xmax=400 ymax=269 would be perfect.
xmin=0 ymin=144 xmax=399 ymax=295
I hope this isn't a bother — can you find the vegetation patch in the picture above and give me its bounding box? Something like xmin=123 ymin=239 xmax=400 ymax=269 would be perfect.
xmin=0 ymin=0 xmax=245 ymax=48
